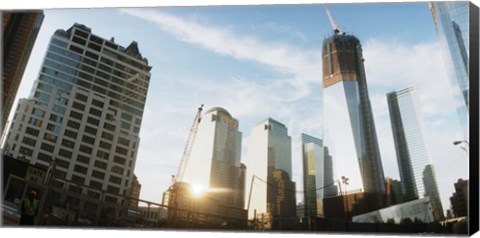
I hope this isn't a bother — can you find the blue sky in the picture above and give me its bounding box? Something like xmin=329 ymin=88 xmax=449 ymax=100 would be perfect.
xmin=5 ymin=1 xmax=469 ymax=217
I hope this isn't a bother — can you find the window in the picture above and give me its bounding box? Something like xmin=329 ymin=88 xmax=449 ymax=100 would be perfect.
xmin=103 ymin=123 xmax=115 ymax=132
xmin=67 ymin=120 xmax=80 ymax=129
xmin=34 ymin=91 xmax=50 ymax=103
xmin=84 ymin=126 xmax=97 ymax=135
xmin=79 ymin=145 xmax=92 ymax=154
xmin=72 ymin=102 xmax=86 ymax=111
xmin=38 ymin=153 xmax=52 ymax=163
xmin=25 ymin=127 xmax=40 ymax=137
xmin=115 ymin=146 xmax=127 ymax=155
xmin=70 ymin=110 xmax=83 ymax=120
xmin=58 ymin=148 xmax=73 ymax=159
xmin=41 ymin=143 xmax=55 ymax=153
xmin=121 ymin=122 xmax=130 ymax=130
xmin=77 ymin=154 xmax=90 ymax=164
xmin=91 ymin=170 xmax=105 ymax=179
xmin=32 ymin=108 xmax=45 ymax=117
xmin=89 ymin=181 xmax=102 ymax=190
xmin=89 ymin=108 xmax=102 ymax=117
xmin=46 ymin=123 xmax=61 ymax=134
xmin=22 ymin=136 xmax=36 ymax=146
xmin=121 ymin=113 xmax=132 ymax=121
xmin=91 ymin=99 xmax=104 ymax=109
xmin=87 ymin=117 xmax=100 ymax=126
xmin=85 ymin=51 xmax=99 ymax=60
xmin=69 ymin=45 xmax=84 ymax=54
xmin=75 ymin=93 xmax=88 ymax=102
xmin=92 ymin=85 xmax=107 ymax=94
xmin=61 ymin=139 xmax=75 ymax=149
xmin=49 ymin=114 xmax=63 ymax=124
xmin=109 ymin=175 xmax=122 ymax=185
xmin=37 ymin=83 xmax=53 ymax=93
xmin=111 ymin=166 xmax=124 ymax=175
xmin=94 ymin=160 xmax=107 ymax=169
xmin=71 ymin=175 xmax=85 ymax=184
xmin=19 ymin=146 xmax=33 ymax=156
xmin=99 ymin=141 xmax=111 ymax=150
xmin=113 ymin=156 xmax=126 ymax=165
xmin=97 ymin=150 xmax=109 ymax=160
xmin=43 ymin=132 xmax=57 ymax=142
xmin=118 ymin=137 xmax=130 ymax=147
xmin=107 ymin=186 xmax=119 ymax=194
xmin=52 ymin=105 xmax=66 ymax=115
xmin=101 ymin=131 xmax=113 ymax=141
xmin=88 ymin=42 xmax=101 ymax=52
xmin=82 ymin=135 xmax=95 ymax=145
xmin=28 ymin=117 xmax=42 ymax=127
xmin=56 ymin=159 xmax=70 ymax=169
xmin=74 ymin=165 xmax=88 ymax=174
xmin=64 ymin=129 xmax=77 ymax=139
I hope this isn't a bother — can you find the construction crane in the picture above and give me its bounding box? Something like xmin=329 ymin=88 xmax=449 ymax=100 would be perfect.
xmin=324 ymin=4 xmax=345 ymax=35
xmin=172 ymin=104 xmax=204 ymax=184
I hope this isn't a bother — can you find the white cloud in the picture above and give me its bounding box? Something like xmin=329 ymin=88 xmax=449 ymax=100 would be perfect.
xmin=120 ymin=8 xmax=322 ymax=100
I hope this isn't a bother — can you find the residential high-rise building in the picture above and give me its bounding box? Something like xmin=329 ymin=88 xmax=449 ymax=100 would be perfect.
xmin=2 ymin=11 xmax=44 ymax=132
xmin=246 ymin=118 xmax=296 ymax=226
xmin=181 ymin=107 xmax=246 ymax=217
xmin=3 ymin=23 xmax=151 ymax=221
xmin=322 ymin=32 xmax=385 ymax=197
xmin=301 ymin=133 xmax=337 ymax=218
xmin=429 ymin=2 xmax=469 ymax=137
xmin=386 ymin=86 xmax=444 ymax=220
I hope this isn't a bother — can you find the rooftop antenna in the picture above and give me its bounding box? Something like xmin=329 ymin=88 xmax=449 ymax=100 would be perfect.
xmin=324 ymin=4 xmax=345 ymax=35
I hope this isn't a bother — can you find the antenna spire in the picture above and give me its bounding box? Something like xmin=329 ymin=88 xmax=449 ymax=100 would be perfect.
xmin=324 ymin=4 xmax=345 ymax=35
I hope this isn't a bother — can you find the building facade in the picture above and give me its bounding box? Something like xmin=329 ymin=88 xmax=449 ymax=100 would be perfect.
xmin=181 ymin=107 xmax=246 ymax=218
xmin=429 ymin=1 xmax=469 ymax=137
xmin=3 ymin=23 xmax=151 ymax=222
xmin=2 ymin=11 xmax=44 ymax=131
xmin=322 ymin=33 xmax=386 ymax=197
xmin=246 ymin=118 xmax=296 ymax=225
xmin=301 ymin=133 xmax=337 ymax=218
xmin=386 ymin=86 xmax=444 ymax=220
xmin=450 ymin=178 xmax=468 ymax=218
xmin=129 ymin=174 xmax=141 ymax=207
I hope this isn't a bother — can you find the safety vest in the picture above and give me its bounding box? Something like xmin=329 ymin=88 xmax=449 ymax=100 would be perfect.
xmin=23 ymin=199 xmax=38 ymax=216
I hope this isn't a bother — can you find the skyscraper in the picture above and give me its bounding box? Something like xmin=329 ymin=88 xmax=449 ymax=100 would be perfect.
xmin=386 ymin=86 xmax=444 ymax=220
xmin=182 ymin=107 xmax=245 ymax=212
xmin=2 ymin=11 xmax=44 ymax=132
xmin=322 ymin=33 xmax=385 ymax=196
xmin=429 ymin=1 xmax=469 ymax=137
xmin=246 ymin=118 xmax=296 ymax=225
xmin=301 ymin=133 xmax=337 ymax=217
xmin=4 ymin=23 xmax=151 ymax=221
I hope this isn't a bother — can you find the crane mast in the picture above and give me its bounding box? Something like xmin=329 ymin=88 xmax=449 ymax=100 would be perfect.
xmin=173 ymin=104 xmax=204 ymax=183
xmin=324 ymin=4 xmax=345 ymax=35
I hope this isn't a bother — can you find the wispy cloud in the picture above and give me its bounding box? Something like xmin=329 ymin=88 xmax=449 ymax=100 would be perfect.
xmin=120 ymin=8 xmax=322 ymax=100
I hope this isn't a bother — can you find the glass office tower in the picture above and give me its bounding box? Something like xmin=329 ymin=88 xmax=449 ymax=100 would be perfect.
xmin=322 ymin=33 xmax=386 ymax=196
xmin=246 ymin=118 xmax=296 ymax=226
xmin=429 ymin=1 xmax=469 ymax=138
xmin=386 ymin=86 xmax=444 ymax=220
xmin=182 ymin=107 xmax=244 ymax=209
xmin=4 ymin=23 xmax=151 ymax=219
xmin=301 ymin=133 xmax=337 ymax=218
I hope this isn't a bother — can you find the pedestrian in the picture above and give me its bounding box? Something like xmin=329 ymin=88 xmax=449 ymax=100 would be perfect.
xmin=19 ymin=190 xmax=39 ymax=225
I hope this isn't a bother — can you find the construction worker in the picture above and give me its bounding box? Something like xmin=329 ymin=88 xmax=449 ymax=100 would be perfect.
xmin=19 ymin=190 xmax=39 ymax=225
